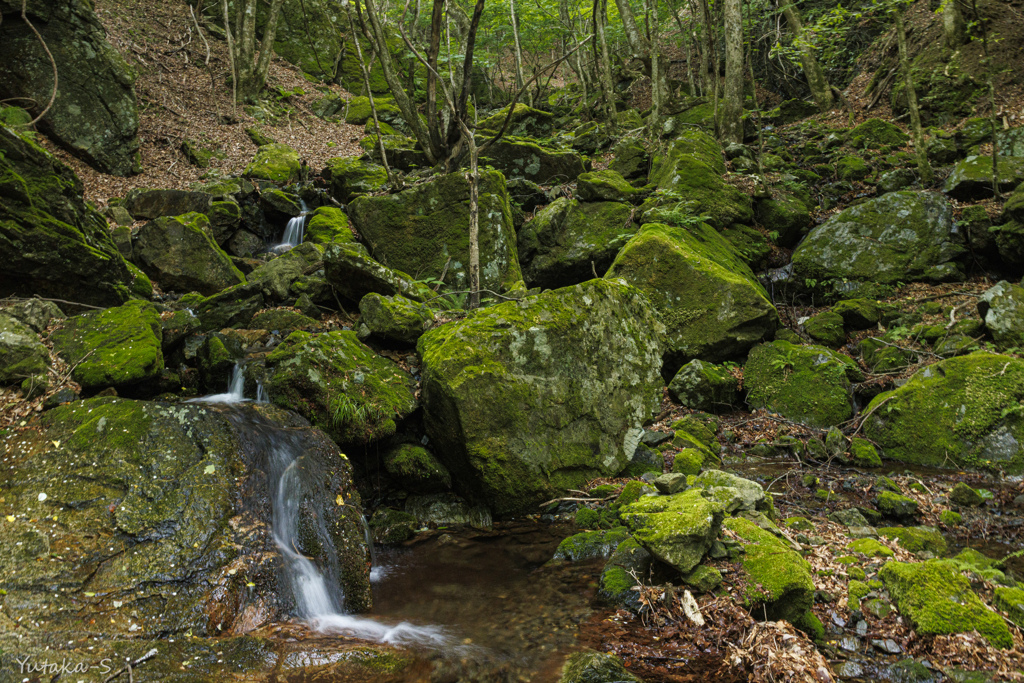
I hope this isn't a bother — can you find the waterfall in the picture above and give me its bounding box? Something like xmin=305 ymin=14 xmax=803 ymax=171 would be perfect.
xmin=267 ymin=429 xmax=449 ymax=646
xmin=280 ymin=214 xmax=307 ymax=248
xmin=188 ymin=362 xmax=247 ymax=403
xmin=256 ymin=381 xmax=269 ymax=404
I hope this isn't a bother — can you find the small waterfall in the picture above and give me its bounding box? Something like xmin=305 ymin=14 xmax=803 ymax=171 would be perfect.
xmin=188 ymin=362 xmax=248 ymax=404
xmin=268 ymin=431 xmax=448 ymax=646
xmin=360 ymin=514 xmax=389 ymax=583
xmin=256 ymin=381 xmax=269 ymax=404
xmin=280 ymin=214 xmax=307 ymax=248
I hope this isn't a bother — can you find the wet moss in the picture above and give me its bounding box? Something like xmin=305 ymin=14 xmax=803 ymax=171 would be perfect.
xmin=620 ymin=489 xmax=723 ymax=573
xmin=848 ymin=538 xmax=895 ymax=558
xmin=724 ymin=517 xmax=815 ymax=622
xmin=553 ymin=527 xmax=631 ymax=562
xmin=877 ymin=526 xmax=947 ymax=554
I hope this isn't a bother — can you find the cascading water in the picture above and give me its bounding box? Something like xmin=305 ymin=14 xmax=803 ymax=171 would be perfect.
xmin=273 ymin=199 xmax=308 ymax=252
xmin=188 ymin=362 xmax=248 ymax=403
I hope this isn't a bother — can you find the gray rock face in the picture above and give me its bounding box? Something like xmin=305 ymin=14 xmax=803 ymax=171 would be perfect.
xmin=0 ymin=0 xmax=139 ymax=175
xmin=944 ymin=155 xmax=1024 ymax=199
xmin=668 ymin=359 xmax=739 ymax=412
xmin=0 ymin=127 xmax=133 ymax=306
xmin=418 ymin=279 xmax=664 ymax=516
xmin=480 ymin=137 xmax=586 ymax=184
xmin=691 ymin=470 xmax=766 ymax=512
xmin=134 ymin=212 xmax=246 ymax=295
xmin=792 ymin=191 xmax=964 ymax=285
xmin=979 ymin=280 xmax=1024 ymax=349
xmin=0 ymin=313 xmax=48 ymax=386
xmin=125 ymin=189 xmax=213 ymax=220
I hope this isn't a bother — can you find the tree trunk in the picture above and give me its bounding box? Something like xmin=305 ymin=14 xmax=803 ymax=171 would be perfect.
xmin=721 ymin=0 xmax=744 ymax=143
xmin=594 ymin=0 xmax=617 ymax=120
xmin=895 ymin=8 xmax=933 ymax=185
xmin=346 ymin=1 xmax=391 ymax=182
xmin=779 ymin=0 xmax=833 ymax=111
xmin=510 ymin=0 xmax=530 ymax=105
xmin=613 ymin=0 xmax=648 ymax=59
xmin=647 ymin=0 xmax=661 ymax=127
xmin=942 ymin=0 xmax=966 ymax=48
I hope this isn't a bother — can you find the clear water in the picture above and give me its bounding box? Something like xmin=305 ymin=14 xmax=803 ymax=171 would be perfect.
xmin=187 ymin=362 xmax=248 ymax=403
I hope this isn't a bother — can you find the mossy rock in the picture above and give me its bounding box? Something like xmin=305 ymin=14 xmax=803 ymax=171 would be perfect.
xmin=358 ymin=293 xmax=433 ymax=346
xmin=978 ymin=281 xmax=1024 ymax=351
xmin=837 ymin=155 xmax=871 ymax=182
xmin=994 ymin=586 xmax=1024 ymax=627
xmin=51 ymin=301 xmax=163 ymax=394
xmin=606 ymin=222 xmax=778 ymax=370
xmin=417 ymin=279 xmax=663 ymax=516
xmin=877 ymin=491 xmax=919 ymax=520
xmin=880 ymin=559 xmax=1012 ymax=648
xmin=576 ymin=170 xmax=637 ymax=203
xmin=832 ymin=299 xmax=880 ymax=330
xmin=648 ymin=129 xmax=753 ymax=229
xmin=941 ymin=510 xmax=963 ymax=526
xmin=792 ymin=191 xmax=964 ymax=287
xmin=249 ymin=308 xmax=319 ymax=331
xmin=600 ymin=537 xmax=652 ymax=611
xmin=559 ymin=650 xmax=642 ymax=683
xmin=877 ymin=526 xmax=947 ymax=554
xmin=667 ymin=359 xmax=738 ymax=412
xmin=848 ymin=538 xmax=894 ymax=558
xmin=344 ymin=96 xmax=400 ymax=125
xmin=803 ymin=311 xmax=845 ymax=347
xmin=518 ymin=198 xmax=635 ymax=289
xmin=323 ymin=242 xmax=431 ymax=304
xmin=383 ymin=443 xmax=451 ymax=494
xmin=620 ymin=488 xmax=724 ymax=573
xmin=553 ymin=527 xmax=631 ymax=562
xmin=322 ymin=156 xmax=388 ymax=203
xmin=247 ymin=242 xmax=325 ymax=303
xmin=134 ymin=212 xmax=246 ymax=295
xmin=720 ymin=223 xmax=772 ymax=270
xmin=479 ymin=135 xmax=586 ymax=184
xmin=682 ymin=564 xmax=723 ymax=593
xmin=243 ymin=143 xmax=302 ymax=184
xmin=724 ymin=517 xmax=815 ymax=623
xmin=369 ymin=508 xmax=417 ymax=545
xmin=671 ymin=449 xmax=705 ymax=475
xmin=744 ymin=341 xmax=859 ymax=429
xmin=849 ymin=119 xmax=909 ymax=148
xmin=265 ymin=330 xmax=418 ymax=445
xmin=305 ymin=206 xmax=355 ymax=245
xmin=949 ymin=482 xmax=986 ymax=507
xmin=477 ymin=104 xmax=555 ymax=138
xmin=944 ymin=155 xmax=1024 ymax=200
xmin=349 ymin=170 xmax=522 ymax=295
xmin=849 ymin=438 xmax=883 ymax=467
xmin=609 ymin=138 xmax=650 ymax=180
xmin=0 ymin=314 xmax=49 ymax=387
xmin=862 ymin=352 xmax=1024 ymax=473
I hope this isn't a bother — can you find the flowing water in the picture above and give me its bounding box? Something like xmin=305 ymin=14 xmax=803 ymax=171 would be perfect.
xmin=188 ymin=362 xmax=248 ymax=403
xmin=271 ymin=200 xmax=309 ymax=253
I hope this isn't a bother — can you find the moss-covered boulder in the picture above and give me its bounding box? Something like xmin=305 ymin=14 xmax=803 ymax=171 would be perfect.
xmin=349 ymin=170 xmax=522 ymax=294
xmin=600 ymin=537 xmax=652 ymax=611
xmin=343 ymin=96 xmax=400 ymax=125
xmin=878 ymin=526 xmax=947 ymax=554
xmin=576 ymin=170 xmax=637 ymax=203
xmin=724 ymin=517 xmax=815 ymax=622
xmin=978 ymin=281 xmax=1024 ymax=350
xmin=744 ymin=341 xmax=859 ymax=429
xmin=477 ymin=104 xmax=555 ymax=138
xmin=649 ymin=130 xmax=753 ymax=229
xmin=849 ymin=119 xmax=909 ymax=148
xmin=554 ymin=527 xmax=632 ymax=562
xmin=667 ymin=359 xmax=738 ymax=412
xmin=691 ymin=470 xmax=766 ymax=513
xmin=0 ymin=397 xmax=371 ymax=639
xmin=792 ymin=191 xmax=964 ymax=286
xmin=559 ymin=650 xmax=642 ymax=683
xmin=755 ymin=192 xmax=811 ymax=248
xmin=249 ymin=308 xmax=319 ymax=332
xmin=994 ymin=586 xmax=1024 ymax=627
xmin=383 ymin=443 xmax=452 ymax=493
xmin=880 ymin=560 xmax=1012 ymax=648
xmin=833 ymin=298 xmax=881 ymax=330
xmin=837 ymin=155 xmax=871 ymax=181
xmin=358 ymin=293 xmax=433 ymax=345
xmin=0 ymin=127 xmax=133 ymax=306
xmin=265 ymin=330 xmax=418 ymax=445
xmin=877 ymin=491 xmax=919 ymax=520
xmin=338 ymin=41 xmax=389 ymax=94
xmin=243 ymin=143 xmax=302 ymax=184
xmin=247 ymin=242 xmax=324 ymax=303
xmin=134 ymin=212 xmax=246 ymax=295
xmin=124 ymin=188 xmax=213 ymax=221
xmin=949 ymin=482 xmax=986 ymax=507
xmin=479 ymin=136 xmax=586 ymax=184
xmin=418 ymin=279 xmax=663 ymax=516
xmin=803 ymin=310 xmax=845 ymax=347
xmin=609 ymin=138 xmax=650 ymax=180
xmin=944 ymin=155 xmax=1024 ymax=200
xmin=620 ymin=488 xmax=723 ymax=574
xmin=51 ymin=300 xmax=162 ymax=394
xmin=518 ymin=198 xmax=635 ymax=289
xmin=606 ymin=222 xmax=778 ymax=370
xmin=322 ymin=156 xmax=388 ymax=203
xmin=305 ymin=206 xmax=355 ymax=244
xmin=0 ymin=313 xmax=49 ymax=387
xmin=323 ymin=242 xmax=431 ymax=303
xmin=0 ymin=0 xmax=139 ymax=175
xmin=862 ymin=352 xmax=1024 ymax=473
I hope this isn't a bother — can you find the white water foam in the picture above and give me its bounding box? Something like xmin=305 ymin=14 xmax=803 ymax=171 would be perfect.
xmin=188 ymin=363 xmax=248 ymax=404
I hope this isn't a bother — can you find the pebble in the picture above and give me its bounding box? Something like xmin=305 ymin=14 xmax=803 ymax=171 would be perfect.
xmin=855 ymin=620 xmax=868 ymax=636
xmin=871 ymin=638 xmax=902 ymax=654
xmin=839 ymin=636 xmax=860 ymax=652
xmin=836 ymin=661 xmax=864 ymax=678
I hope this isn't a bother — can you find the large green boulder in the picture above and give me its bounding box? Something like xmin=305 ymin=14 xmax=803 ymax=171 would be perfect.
xmin=862 ymin=352 xmax=1024 ymax=473
xmin=243 ymin=143 xmax=302 ymax=184
xmin=51 ymin=300 xmax=163 ymax=394
xmin=247 ymin=242 xmax=324 ymax=302
xmin=755 ymin=192 xmax=811 ymax=248
xmin=134 ymin=212 xmax=246 ymax=295
xmin=792 ymin=191 xmax=964 ymax=286
xmin=0 ymin=0 xmax=139 ymax=175
xmin=744 ymin=341 xmax=860 ymax=429
xmin=978 ymin=281 xmax=1024 ymax=350
xmin=576 ymin=170 xmax=637 ymax=203
xmin=649 ymin=130 xmax=753 ymax=229
xmin=0 ymin=313 xmax=48 ymax=386
xmin=848 ymin=118 xmax=909 ymax=148
xmin=0 ymin=397 xmax=371 ymax=639
xmin=479 ymin=136 xmax=586 ymax=184
xmin=358 ymin=293 xmax=433 ymax=345
xmin=417 ymin=279 xmax=663 ymax=515
xmin=0 ymin=127 xmax=133 ymax=306
xmin=305 ymin=206 xmax=355 ymax=245
xmin=620 ymin=488 xmax=724 ymax=574
xmin=477 ymin=104 xmax=555 ymax=138
xmin=265 ymin=330 xmax=418 ymax=445
xmin=323 ymin=242 xmax=432 ymax=303
xmin=518 ymin=198 xmax=635 ymax=289
xmin=322 ymin=156 xmax=388 ymax=203
xmin=608 ymin=138 xmax=650 ymax=180
xmin=606 ymin=222 xmax=778 ymax=370
xmin=343 ymin=96 xmax=401 ymax=126
xmin=944 ymin=155 xmax=1024 ymax=200
xmin=724 ymin=517 xmax=815 ymax=622
xmin=349 ymin=170 xmax=521 ymax=294
xmin=880 ymin=560 xmax=1013 ymax=648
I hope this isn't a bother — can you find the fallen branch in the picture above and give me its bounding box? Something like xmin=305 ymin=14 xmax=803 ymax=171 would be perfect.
xmin=19 ymin=0 xmax=59 ymax=126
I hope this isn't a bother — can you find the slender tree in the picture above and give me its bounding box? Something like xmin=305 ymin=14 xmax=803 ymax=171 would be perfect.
xmin=721 ymin=0 xmax=744 ymax=142
xmin=223 ymin=0 xmax=286 ymax=102
xmin=893 ymin=3 xmax=933 ymax=185
xmin=777 ymin=0 xmax=833 ymax=111
xmin=942 ymin=0 xmax=966 ymax=48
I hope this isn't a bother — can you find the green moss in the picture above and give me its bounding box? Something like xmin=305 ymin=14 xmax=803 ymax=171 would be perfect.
xmin=682 ymin=564 xmax=723 ymax=592
xmin=863 ymin=352 xmax=1024 ymax=473
xmin=724 ymin=517 xmax=815 ymax=622
xmin=877 ymin=526 xmax=947 ymax=554
xmin=553 ymin=527 xmax=631 ymax=562
xmin=383 ymin=443 xmax=451 ymax=493
xmin=880 ymin=560 xmax=1013 ymax=648
xmin=877 ymin=490 xmax=919 ymax=518
xmin=940 ymin=510 xmax=963 ymax=526
xmin=850 ymin=438 xmax=883 ymax=467
xmin=803 ymin=311 xmax=845 ymax=347
xmin=785 ymin=516 xmax=814 ymax=531
xmin=793 ymin=610 xmax=825 ymax=641
xmin=477 ymin=104 xmax=555 ymax=137
xmin=848 ymin=566 xmax=866 ymax=581
xmin=51 ymin=300 xmax=163 ymax=392
xmin=369 ymin=508 xmax=418 ymax=545
xmin=848 ymin=538 xmax=895 ymax=558
xmin=994 ymin=586 xmax=1024 ymax=627
xmin=837 ymin=156 xmax=871 ymax=182
xmin=849 ymin=119 xmax=909 ymax=148
xmin=242 ymin=143 xmax=301 ymax=184
xmin=250 ymin=308 xmax=319 ymax=331
xmin=620 ymin=489 xmax=724 ymax=573
xmin=344 ymin=96 xmax=400 ymax=125
xmin=616 ymin=480 xmax=647 ymax=507
xmin=744 ymin=341 xmax=858 ymax=429
xmin=576 ymin=170 xmax=637 ymax=203
xmin=671 ymin=448 xmax=705 ymax=475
